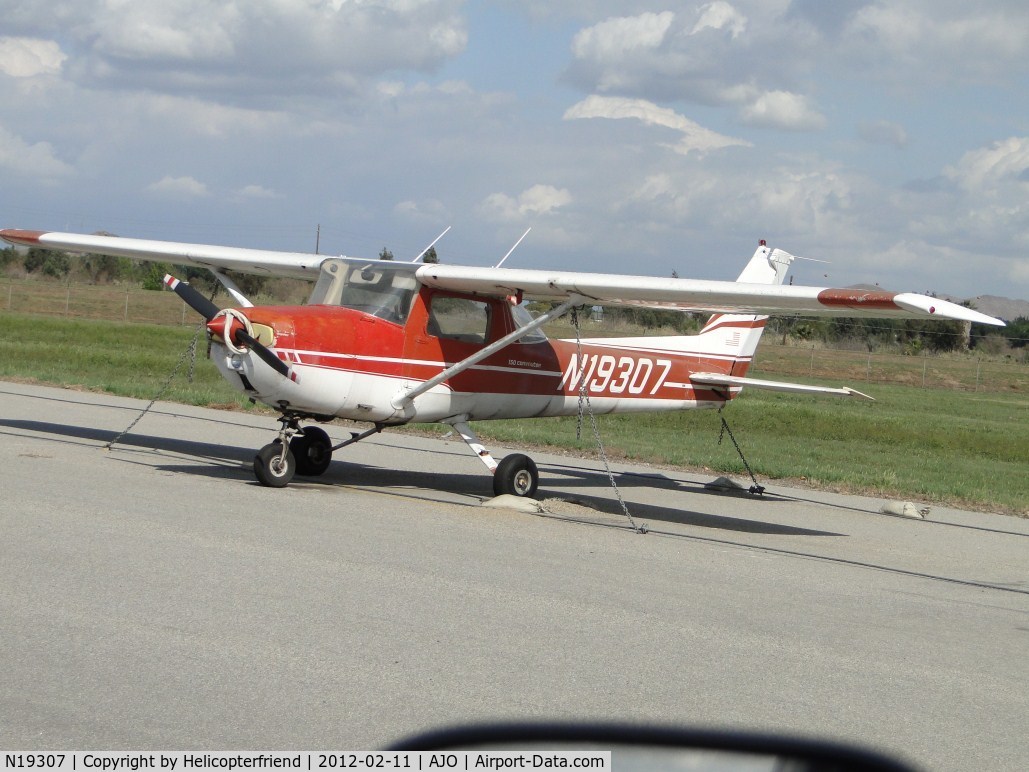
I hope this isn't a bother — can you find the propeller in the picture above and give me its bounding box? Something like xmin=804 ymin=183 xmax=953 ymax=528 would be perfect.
xmin=234 ymin=327 xmax=297 ymax=381
xmin=164 ymin=274 xmax=299 ymax=383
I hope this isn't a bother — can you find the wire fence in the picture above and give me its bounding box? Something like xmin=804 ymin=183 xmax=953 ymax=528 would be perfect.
xmin=751 ymin=343 xmax=1026 ymax=394
xmin=2 ymin=277 xmax=1025 ymax=394
xmin=2 ymin=278 xmax=193 ymax=326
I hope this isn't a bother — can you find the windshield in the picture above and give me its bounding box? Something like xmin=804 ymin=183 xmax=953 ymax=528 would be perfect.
xmin=309 ymin=258 xmax=420 ymax=324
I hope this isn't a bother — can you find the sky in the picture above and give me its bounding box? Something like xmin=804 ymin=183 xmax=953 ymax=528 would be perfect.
xmin=1 ymin=0 xmax=1027 ymax=300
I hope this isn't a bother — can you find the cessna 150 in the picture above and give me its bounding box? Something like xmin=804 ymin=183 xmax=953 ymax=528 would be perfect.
xmin=0 ymin=227 xmax=1004 ymax=498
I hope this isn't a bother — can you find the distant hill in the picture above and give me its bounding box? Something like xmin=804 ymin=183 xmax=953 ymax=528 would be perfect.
xmin=952 ymin=295 xmax=1029 ymax=322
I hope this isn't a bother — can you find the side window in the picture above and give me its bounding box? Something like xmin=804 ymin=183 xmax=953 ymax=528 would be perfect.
xmin=428 ymin=296 xmax=491 ymax=344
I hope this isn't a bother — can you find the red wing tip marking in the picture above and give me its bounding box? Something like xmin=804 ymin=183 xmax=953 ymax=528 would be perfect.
xmin=816 ymin=288 xmax=900 ymax=310
xmin=0 ymin=229 xmax=47 ymax=245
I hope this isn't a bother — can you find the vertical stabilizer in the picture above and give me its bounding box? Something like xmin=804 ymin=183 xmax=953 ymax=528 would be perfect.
xmin=698 ymin=243 xmax=795 ymax=368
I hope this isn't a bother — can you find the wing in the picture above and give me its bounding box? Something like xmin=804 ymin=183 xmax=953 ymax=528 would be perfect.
xmin=1 ymin=228 xmax=1004 ymax=326
xmin=415 ymin=263 xmax=1005 ymax=326
xmin=0 ymin=229 xmax=324 ymax=281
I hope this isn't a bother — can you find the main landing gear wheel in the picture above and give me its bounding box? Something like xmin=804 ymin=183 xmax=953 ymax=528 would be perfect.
xmin=493 ymin=453 xmax=539 ymax=498
xmin=254 ymin=442 xmax=296 ymax=488
xmin=290 ymin=426 xmax=332 ymax=476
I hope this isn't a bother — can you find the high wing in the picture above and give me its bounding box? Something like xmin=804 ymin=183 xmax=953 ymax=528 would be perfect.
xmin=0 ymin=228 xmax=1004 ymax=326
xmin=0 ymin=229 xmax=323 ymax=281
xmin=415 ymin=263 xmax=1004 ymax=326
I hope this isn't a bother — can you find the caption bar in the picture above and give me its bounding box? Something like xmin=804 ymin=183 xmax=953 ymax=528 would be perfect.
xmin=1 ymin=754 xmax=610 ymax=772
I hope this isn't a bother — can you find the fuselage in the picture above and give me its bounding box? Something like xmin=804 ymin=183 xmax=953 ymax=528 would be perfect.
xmin=207 ymin=258 xmax=754 ymax=425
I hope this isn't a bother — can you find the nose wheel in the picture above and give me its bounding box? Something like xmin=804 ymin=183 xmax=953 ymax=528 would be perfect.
xmin=254 ymin=441 xmax=296 ymax=488
xmin=254 ymin=416 xmax=335 ymax=487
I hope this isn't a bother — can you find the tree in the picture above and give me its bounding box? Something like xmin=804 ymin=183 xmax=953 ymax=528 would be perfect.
xmin=24 ymin=247 xmax=70 ymax=278
xmin=378 ymin=247 xmax=394 ymax=261
xmin=138 ymin=262 xmax=173 ymax=291
xmin=422 ymin=246 xmax=439 ymax=264
xmin=82 ymin=252 xmax=132 ymax=284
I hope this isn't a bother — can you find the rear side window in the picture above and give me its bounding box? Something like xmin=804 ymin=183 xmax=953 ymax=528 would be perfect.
xmin=428 ymin=297 xmax=491 ymax=344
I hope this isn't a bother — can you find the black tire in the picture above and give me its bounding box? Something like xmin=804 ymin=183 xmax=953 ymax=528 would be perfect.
xmin=290 ymin=426 xmax=332 ymax=476
xmin=493 ymin=453 xmax=539 ymax=498
xmin=254 ymin=442 xmax=296 ymax=488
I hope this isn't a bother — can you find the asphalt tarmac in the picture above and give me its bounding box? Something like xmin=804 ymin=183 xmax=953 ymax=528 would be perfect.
xmin=1 ymin=380 xmax=1026 ymax=770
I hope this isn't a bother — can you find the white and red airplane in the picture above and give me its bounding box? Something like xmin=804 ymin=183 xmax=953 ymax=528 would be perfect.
xmin=0 ymin=227 xmax=1004 ymax=497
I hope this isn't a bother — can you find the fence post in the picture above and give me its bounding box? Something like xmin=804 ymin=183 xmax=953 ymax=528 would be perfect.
xmin=975 ymin=357 xmax=982 ymax=392
xmin=65 ymin=286 xmax=71 ymax=315
xmin=922 ymin=353 xmax=927 ymax=388
xmin=124 ymin=290 xmax=129 ymax=320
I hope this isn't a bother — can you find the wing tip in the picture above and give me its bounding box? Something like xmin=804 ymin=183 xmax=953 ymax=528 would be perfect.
xmin=0 ymin=228 xmax=47 ymax=246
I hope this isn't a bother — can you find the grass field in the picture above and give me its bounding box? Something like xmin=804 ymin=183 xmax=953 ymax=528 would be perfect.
xmin=1 ymin=309 xmax=1025 ymax=516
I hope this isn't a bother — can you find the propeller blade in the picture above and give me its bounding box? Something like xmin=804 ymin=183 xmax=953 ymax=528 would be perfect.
xmin=164 ymin=274 xmax=221 ymax=322
xmin=235 ymin=329 xmax=300 ymax=383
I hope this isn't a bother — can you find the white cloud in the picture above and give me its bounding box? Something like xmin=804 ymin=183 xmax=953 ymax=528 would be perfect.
xmin=739 ymin=90 xmax=826 ymax=131
xmin=944 ymin=137 xmax=1029 ymax=193
xmin=1 ymin=0 xmax=468 ymax=100
xmin=234 ymin=184 xmax=278 ymax=200
xmin=479 ymin=185 xmax=573 ymax=222
xmin=564 ymin=95 xmax=752 ymax=155
xmin=146 ymin=175 xmax=210 ymax=198
xmin=0 ymin=124 xmax=72 ymax=178
xmin=571 ymin=11 xmax=674 ymax=58
xmin=691 ymin=1 xmax=747 ymax=38
xmin=0 ymin=37 xmax=66 ymax=78
xmin=845 ymin=2 xmax=1029 ymax=78
xmin=394 ymin=198 xmax=450 ymax=224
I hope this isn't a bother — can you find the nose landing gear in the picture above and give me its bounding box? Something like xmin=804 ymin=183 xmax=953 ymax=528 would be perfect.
xmin=254 ymin=414 xmax=333 ymax=488
xmin=252 ymin=414 xmax=385 ymax=488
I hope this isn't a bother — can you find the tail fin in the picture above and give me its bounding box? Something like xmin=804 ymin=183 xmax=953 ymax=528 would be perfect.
xmin=569 ymin=244 xmax=795 ymax=377
xmin=697 ymin=243 xmax=795 ymax=372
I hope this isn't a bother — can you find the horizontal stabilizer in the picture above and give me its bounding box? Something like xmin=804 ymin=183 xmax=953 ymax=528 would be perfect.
xmin=690 ymin=372 xmax=875 ymax=401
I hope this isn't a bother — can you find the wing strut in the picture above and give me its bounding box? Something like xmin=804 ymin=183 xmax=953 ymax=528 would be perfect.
xmin=392 ymin=295 xmax=584 ymax=407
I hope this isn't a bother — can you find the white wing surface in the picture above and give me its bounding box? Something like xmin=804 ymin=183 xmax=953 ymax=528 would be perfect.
xmin=0 ymin=229 xmax=323 ymax=281
xmin=415 ymin=263 xmax=1004 ymax=326
xmin=0 ymin=228 xmax=1004 ymax=326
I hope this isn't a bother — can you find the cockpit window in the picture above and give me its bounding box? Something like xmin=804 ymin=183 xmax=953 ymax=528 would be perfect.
xmin=309 ymin=259 xmax=419 ymax=324
xmin=511 ymin=302 xmax=548 ymax=344
xmin=428 ymin=296 xmax=491 ymax=344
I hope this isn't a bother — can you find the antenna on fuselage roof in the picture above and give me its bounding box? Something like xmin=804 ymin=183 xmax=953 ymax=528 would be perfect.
xmin=494 ymin=227 xmax=531 ymax=268
xmin=410 ymin=225 xmax=451 ymax=262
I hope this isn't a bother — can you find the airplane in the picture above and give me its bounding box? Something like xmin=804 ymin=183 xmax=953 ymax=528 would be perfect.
xmin=0 ymin=227 xmax=1005 ymax=498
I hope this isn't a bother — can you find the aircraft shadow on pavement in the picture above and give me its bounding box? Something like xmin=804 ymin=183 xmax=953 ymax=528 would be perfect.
xmin=3 ymin=418 xmax=839 ymax=536
xmin=326 ymin=460 xmax=842 ymax=537
xmin=0 ymin=419 xmax=252 ymax=469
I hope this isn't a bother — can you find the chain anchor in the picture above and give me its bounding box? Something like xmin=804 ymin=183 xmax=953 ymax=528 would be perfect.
xmin=717 ymin=409 xmax=765 ymax=495
xmin=570 ymin=306 xmax=647 ymax=534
